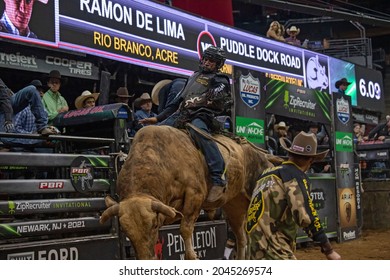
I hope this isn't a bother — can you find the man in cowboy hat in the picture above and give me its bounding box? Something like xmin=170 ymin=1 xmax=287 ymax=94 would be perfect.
xmin=285 ymin=25 xmax=301 ymax=46
xmin=130 ymin=92 xmax=157 ymax=136
xmin=246 ymin=131 xmax=341 ymax=260
xmin=42 ymin=70 xmax=68 ymax=124
xmin=274 ymin=121 xmax=290 ymax=156
xmin=335 ymin=77 xmax=352 ymax=95
xmin=75 ymin=90 xmax=100 ymax=109
xmin=115 ymin=87 xmax=132 ymax=105
xmin=134 ymin=92 xmax=156 ymax=122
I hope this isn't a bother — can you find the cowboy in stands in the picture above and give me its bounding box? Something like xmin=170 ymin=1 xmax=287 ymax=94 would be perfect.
xmin=246 ymin=131 xmax=341 ymax=260
xmin=140 ymin=46 xmax=231 ymax=203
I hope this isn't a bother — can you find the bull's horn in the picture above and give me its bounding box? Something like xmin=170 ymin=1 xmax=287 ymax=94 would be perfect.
xmin=99 ymin=204 xmax=119 ymax=224
xmin=151 ymin=201 xmax=182 ymax=218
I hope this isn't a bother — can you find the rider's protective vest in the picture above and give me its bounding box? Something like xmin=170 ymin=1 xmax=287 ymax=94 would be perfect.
xmin=181 ymin=71 xmax=230 ymax=115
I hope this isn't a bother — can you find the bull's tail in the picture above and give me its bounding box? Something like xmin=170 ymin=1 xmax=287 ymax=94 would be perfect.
xmin=99 ymin=196 xmax=120 ymax=224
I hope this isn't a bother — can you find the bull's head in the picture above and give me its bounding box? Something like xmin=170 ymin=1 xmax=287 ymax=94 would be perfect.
xmin=100 ymin=195 xmax=182 ymax=259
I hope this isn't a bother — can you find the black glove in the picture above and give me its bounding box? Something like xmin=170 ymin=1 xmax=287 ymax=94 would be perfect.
xmin=4 ymin=121 xmax=15 ymax=133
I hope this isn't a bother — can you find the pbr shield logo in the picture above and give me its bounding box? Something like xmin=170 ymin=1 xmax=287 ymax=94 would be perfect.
xmin=336 ymin=97 xmax=350 ymax=124
xmin=240 ymin=73 xmax=260 ymax=108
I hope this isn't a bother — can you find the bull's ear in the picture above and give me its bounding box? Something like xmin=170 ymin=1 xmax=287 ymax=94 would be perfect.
xmin=151 ymin=201 xmax=183 ymax=218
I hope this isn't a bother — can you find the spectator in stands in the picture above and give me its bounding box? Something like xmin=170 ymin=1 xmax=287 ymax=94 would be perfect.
xmin=285 ymin=26 xmax=301 ymax=46
xmin=134 ymin=93 xmax=156 ymax=121
xmin=140 ymin=78 xmax=187 ymax=126
xmin=0 ymin=78 xmax=58 ymax=136
xmin=353 ymin=123 xmax=364 ymax=144
xmin=115 ymin=87 xmax=132 ymax=105
xmin=363 ymin=118 xmax=390 ymax=141
xmin=274 ymin=121 xmax=290 ymax=156
xmin=335 ymin=78 xmax=351 ymax=95
xmin=42 ymin=70 xmax=68 ymax=124
xmin=75 ymin=90 xmax=100 ymax=109
xmin=0 ymin=0 xmax=47 ymax=38
xmin=30 ymin=79 xmax=45 ymax=97
xmin=308 ymin=122 xmax=329 ymax=145
xmin=266 ymin=21 xmax=285 ymax=42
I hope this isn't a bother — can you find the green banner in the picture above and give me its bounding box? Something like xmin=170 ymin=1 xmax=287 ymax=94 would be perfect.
xmin=235 ymin=116 xmax=264 ymax=144
xmin=335 ymin=131 xmax=353 ymax=152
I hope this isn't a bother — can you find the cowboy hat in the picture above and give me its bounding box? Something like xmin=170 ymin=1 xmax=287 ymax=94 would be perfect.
xmin=286 ymin=26 xmax=300 ymax=35
xmin=274 ymin=121 xmax=289 ymax=130
xmin=116 ymin=87 xmax=131 ymax=98
xmin=280 ymin=131 xmax=329 ymax=162
xmin=46 ymin=70 xmax=67 ymax=85
xmin=335 ymin=78 xmax=352 ymax=89
xmin=75 ymin=90 xmax=100 ymax=109
xmin=134 ymin=92 xmax=153 ymax=107
xmin=151 ymin=79 xmax=172 ymax=105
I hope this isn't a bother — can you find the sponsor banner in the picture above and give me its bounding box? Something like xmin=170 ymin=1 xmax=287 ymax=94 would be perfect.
xmin=239 ymin=72 xmax=261 ymax=108
xmin=297 ymin=175 xmax=338 ymax=241
xmin=233 ymin=67 xmax=266 ymax=147
xmin=158 ymin=221 xmax=226 ymax=260
xmin=332 ymin=93 xmax=358 ymax=241
xmin=0 ymin=217 xmax=109 ymax=239
xmin=209 ymin=25 xmax=304 ymax=76
xmin=0 ymin=198 xmax=105 ymax=215
xmin=53 ymin=103 xmax=130 ymax=126
xmin=1 ymin=237 xmax=120 ymax=260
xmin=0 ymin=179 xmax=110 ymax=194
xmin=354 ymin=164 xmax=363 ymax=229
xmin=356 ymin=149 xmax=389 ymax=160
xmin=0 ymin=46 xmax=99 ymax=80
xmin=235 ymin=117 xmax=265 ymax=145
xmin=335 ymin=131 xmax=354 ymax=152
xmin=265 ymin=80 xmax=331 ymax=124
xmin=352 ymin=112 xmax=379 ymax=125
xmin=338 ymin=188 xmax=357 ymax=233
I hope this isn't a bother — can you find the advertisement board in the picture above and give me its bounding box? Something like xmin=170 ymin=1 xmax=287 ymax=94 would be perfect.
xmin=265 ymin=80 xmax=332 ymax=124
xmin=0 ymin=0 xmax=384 ymax=115
xmin=332 ymin=92 xmax=360 ymax=242
xmin=233 ymin=66 xmax=266 ymax=146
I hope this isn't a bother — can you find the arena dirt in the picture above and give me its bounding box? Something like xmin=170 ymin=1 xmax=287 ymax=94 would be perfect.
xmin=295 ymin=229 xmax=390 ymax=260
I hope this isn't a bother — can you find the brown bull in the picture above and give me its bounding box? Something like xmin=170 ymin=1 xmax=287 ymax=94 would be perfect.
xmin=100 ymin=125 xmax=279 ymax=259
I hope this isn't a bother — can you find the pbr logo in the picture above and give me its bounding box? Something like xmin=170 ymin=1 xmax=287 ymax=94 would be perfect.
xmin=70 ymin=156 xmax=94 ymax=193
xmin=336 ymin=97 xmax=350 ymax=124
xmin=240 ymin=73 xmax=260 ymax=108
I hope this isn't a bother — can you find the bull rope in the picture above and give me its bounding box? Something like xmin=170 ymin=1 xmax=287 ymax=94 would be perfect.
xmin=185 ymin=123 xmax=271 ymax=169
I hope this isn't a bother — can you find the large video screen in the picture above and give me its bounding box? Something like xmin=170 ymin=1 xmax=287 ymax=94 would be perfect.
xmin=0 ymin=0 xmax=384 ymax=113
